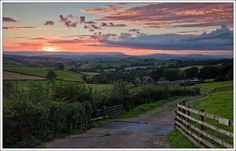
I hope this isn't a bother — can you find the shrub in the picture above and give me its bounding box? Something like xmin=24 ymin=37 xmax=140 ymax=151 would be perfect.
xmin=3 ymin=100 xmax=92 ymax=147
xmin=49 ymin=81 xmax=92 ymax=103
xmin=93 ymin=82 xmax=200 ymax=111
xmin=46 ymin=70 xmax=57 ymax=80
xmin=3 ymin=81 xmax=92 ymax=147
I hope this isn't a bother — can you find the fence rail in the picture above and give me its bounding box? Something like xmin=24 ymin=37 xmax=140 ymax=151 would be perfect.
xmin=175 ymin=101 xmax=233 ymax=148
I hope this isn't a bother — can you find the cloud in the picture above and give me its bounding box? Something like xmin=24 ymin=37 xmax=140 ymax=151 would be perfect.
xmin=129 ymin=29 xmax=140 ymax=32
xmin=80 ymin=16 xmax=85 ymax=23
xmin=3 ymin=26 xmax=36 ymax=30
xmin=44 ymin=20 xmax=54 ymax=26
xmin=128 ymin=29 xmax=141 ymax=35
xmin=59 ymin=14 xmax=79 ymax=28
xmin=3 ymin=17 xmax=17 ymax=23
xmin=14 ymin=36 xmax=28 ymax=39
xmin=18 ymin=42 xmax=40 ymax=47
xmin=100 ymin=22 xmax=126 ymax=27
xmin=101 ymin=25 xmax=233 ymax=51
xmin=90 ymin=24 xmax=102 ymax=30
xmin=48 ymin=39 xmax=100 ymax=46
xmin=99 ymin=3 xmax=233 ymax=28
xmin=81 ymin=4 xmax=124 ymax=13
xmin=85 ymin=21 xmax=96 ymax=24
xmin=30 ymin=37 xmax=47 ymax=40
xmin=49 ymin=39 xmax=81 ymax=44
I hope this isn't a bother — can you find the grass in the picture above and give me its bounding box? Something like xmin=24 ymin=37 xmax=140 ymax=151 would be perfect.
xmin=4 ymin=65 xmax=83 ymax=81
xmin=119 ymin=96 xmax=184 ymax=118
xmin=87 ymin=83 xmax=113 ymax=91
xmin=193 ymin=81 xmax=233 ymax=120
xmin=167 ymin=131 xmax=196 ymax=148
xmin=167 ymin=80 xmax=233 ymax=148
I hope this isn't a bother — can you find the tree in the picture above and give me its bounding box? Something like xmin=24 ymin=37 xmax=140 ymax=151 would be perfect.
xmin=46 ymin=70 xmax=57 ymax=80
xmin=57 ymin=63 xmax=64 ymax=70
xmin=199 ymin=66 xmax=219 ymax=80
xmin=163 ymin=69 xmax=181 ymax=81
xmin=183 ymin=67 xmax=199 ymax=78
xmin=215 ymin=63 xmax=233 ymax=81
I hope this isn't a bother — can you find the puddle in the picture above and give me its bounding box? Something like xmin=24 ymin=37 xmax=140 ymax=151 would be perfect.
xmin=102 ymin=121 xmax=174 ymax=135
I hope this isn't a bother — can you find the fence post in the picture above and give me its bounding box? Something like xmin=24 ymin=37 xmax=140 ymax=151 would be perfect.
xmin=182 ymin=101 xmax=186 ymax=122
xmin=102 ymin=105 xmax=108 ymax=119
xmin=182 ymin=101 xmax=186 ymax=114
xmin=198 ymin=109 xmax=204 ymax=145
xmin=174 ymin=103 xmax=178 ymax=129
xmin=199 ymin=109 xmax=204 ymax=130
xmin=187 ymin=105 xmax=190 ymax=129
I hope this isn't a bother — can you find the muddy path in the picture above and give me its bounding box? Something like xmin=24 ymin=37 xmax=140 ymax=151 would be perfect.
xmin=45 ymin=94 xmax=206 ymax=148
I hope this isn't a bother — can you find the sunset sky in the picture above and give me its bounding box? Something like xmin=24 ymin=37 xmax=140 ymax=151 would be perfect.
xmin=2 ymin=2 xmax=234 ymax=56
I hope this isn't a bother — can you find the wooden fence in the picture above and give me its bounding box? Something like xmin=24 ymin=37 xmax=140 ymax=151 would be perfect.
xmin=91 ymin=104 xmax=123 ymax=121
xmin=175 ymin=101 xmax=233 ymax=148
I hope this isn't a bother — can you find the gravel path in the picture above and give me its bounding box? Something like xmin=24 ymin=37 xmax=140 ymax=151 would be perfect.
xmin=45 ymin=94 xmax=206 ymax=148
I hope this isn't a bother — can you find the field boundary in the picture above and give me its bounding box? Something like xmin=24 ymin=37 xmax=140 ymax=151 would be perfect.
xmin=175 ymin=101 xmax=233 ymax=148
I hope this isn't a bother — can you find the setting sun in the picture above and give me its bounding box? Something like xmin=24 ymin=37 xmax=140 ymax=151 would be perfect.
xmin=42 ymin=44 xmax=61 ymax=52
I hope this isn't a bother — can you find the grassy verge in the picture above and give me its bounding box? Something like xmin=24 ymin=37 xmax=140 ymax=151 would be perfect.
xmin=167 ymin=131 xmax=196 ymax=148
xmin=167 ymin=80 xmax=233 ymax=148
xmin=119 ymin=96 xmax=186 ymax=118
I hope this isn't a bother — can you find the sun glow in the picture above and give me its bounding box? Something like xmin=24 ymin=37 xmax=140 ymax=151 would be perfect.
xmin=42 ymin=44 xmax=61 ymax=52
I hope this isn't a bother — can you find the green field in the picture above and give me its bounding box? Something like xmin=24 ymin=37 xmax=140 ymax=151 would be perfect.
xmin=4 ymin=66 xmax=83 ymax=81
xmin=167 ymin=80 xmax=233 ymax=148
xmin=87 ymin=84 xmax=113 ymax=91
xmin=178 ymin=64 xmax=219 ymax=71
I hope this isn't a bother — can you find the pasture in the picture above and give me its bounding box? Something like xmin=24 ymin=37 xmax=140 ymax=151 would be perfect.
xmin=4 ymin=65 xmax=83 ymax=81
xmin=167 ymin=80 xmax=233 ymax=148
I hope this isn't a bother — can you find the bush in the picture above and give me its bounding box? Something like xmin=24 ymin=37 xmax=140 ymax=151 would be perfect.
xmin=131 ymin=85 xmax=199 ymax=106
xmin=3 ymin=81 xmax=92 ymax=147
xmin=49 ymin=81 xmax=92 ymax=103
xmin=93 ymin=82 xmax=200 ymax=111
xmin=3 ymin=100 xmax=92 ymax=147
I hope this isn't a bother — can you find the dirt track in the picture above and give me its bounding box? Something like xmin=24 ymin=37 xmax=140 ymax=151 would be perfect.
xmin=45 ymin=94 xmax=206 ymax=148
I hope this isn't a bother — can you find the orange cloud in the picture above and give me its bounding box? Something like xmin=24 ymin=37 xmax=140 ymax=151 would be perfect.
xmin=3 ymin=26 xmax=36 ymax=30
xmin=99 ymin=3 xmax=233 ymax=28
xmin=81 ymin=4 xmax=125 ymax=13
xmin=30 ymin=37 xmax=47 ymax=40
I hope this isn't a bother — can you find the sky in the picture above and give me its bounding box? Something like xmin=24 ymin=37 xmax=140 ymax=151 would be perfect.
xmin=2 ymin=2 xmax=234 ymax=56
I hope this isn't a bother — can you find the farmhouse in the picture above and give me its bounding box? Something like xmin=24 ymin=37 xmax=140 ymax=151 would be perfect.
xmin=134 ymin=76 xmax=155 ymax=86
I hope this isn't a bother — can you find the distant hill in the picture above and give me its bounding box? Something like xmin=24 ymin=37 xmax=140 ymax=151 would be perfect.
xmin=139 ymin=53 xmax=231 ymax=60
xmin=3 ymin=51 xmax=232 ymax=60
